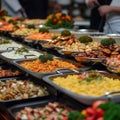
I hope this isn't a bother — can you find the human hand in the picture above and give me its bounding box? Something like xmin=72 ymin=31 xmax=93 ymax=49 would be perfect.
xmin=87 ymin=0 xmax=100 ymax=8
xmin=19 ymin=8 xmax=27 ymax=18
xmin=19 ymin=8 xmax=26 ymax=13
xmin=98 ymin=5 xmax=112 ymax=16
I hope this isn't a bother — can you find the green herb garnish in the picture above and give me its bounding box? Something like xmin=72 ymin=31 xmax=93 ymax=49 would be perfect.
xmin=15 ymin=47 xmax=29 ymax=55
xmin=68 ymin=111 xmax=85 ymax=120
xmin=61 ymin=30 xmax=71 ymax=36
xmin=52 ymin=35 xmax=58 ymax=40
xmin=99 ymin=102 xmax=120 ymax=120
xmin=0 ymin=40 xmax=11 ymax=44
xmin=86 ymin=70 xmax=102 ymax=82
xmin=79 ymin=70 xmax=103 ymax=83
xmin=101 ymin=38 xmax=116 ymax=46
xmin=27 ymin=24 xmax=36 ymax=29
xmin=78 ymin=35 xmax=93 ymax=43
xmin=41 ymin=115 xmax=46 ymax=120
xmin=14 ymin=24 xmax=20 ymax=29
xmin=39 ymin=27 xmax=49 ymax=33
xmin=8 ymin=19 xmax=17 ymax=25
xmin=0 ymin=16 xmax=5 ymax=21
xmin=57 ymin=108 xmax=64 ymax=120
xmin=39 ymin=54 xmax=53 ymax=62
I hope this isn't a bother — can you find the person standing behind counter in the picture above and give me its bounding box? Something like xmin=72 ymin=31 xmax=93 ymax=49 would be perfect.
xmin=85 ymin=0 xmax=112 ymax=32
xmin=98 ymin=0 xmax=120 ymax=34
xmin=19 ymin=0 xmax=61 ymax=19
xmin=1 ymin=0 xmax=27 ymax=18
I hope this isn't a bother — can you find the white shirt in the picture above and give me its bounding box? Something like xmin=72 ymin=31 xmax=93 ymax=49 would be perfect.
xmin=104 ymin=0 xmax=120 ymax=34
xmin=1 ymin=0 xmax=27 ymax=18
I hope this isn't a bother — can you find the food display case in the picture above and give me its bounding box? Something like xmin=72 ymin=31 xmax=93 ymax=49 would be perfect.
xmin=0 ymin=16 xmax=120 ymax=120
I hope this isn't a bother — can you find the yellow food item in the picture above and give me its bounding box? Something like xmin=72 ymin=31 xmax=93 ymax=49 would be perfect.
xmin=20 ymin=59 xmax=79 ymax=72
xmin=52 ymin=75 xmax=120 ymax=97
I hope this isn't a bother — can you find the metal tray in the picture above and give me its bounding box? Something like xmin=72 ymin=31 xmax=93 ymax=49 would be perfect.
xmin=107 ymin=66 xmax=120 ymax=74
xmin=72 ymin=51 xmax=105 ymax=63
xmin=91 ymin=35 xmax=120 ymax=45
xmin=102 ymin=63 xmax=120 ymax=74
xmin=0 ymin=64 xmax=24 ymax=78
xmin=6 ymin=93 xmax=85 ymax=120
xmin=10 ymin=34 xmax=25 ymax=42
xmin=102 ymin=59 xmax=120 ymax=74
xmin=74 ymin=55 xmax=105 ymax=63
xmin=0 ymin=75 xmax=55 ymax=106
xmin=0 ymin=47 xmax=43 ymax=61
xmin=0 ymin=30 xmax=12 ymax=37
xmin=0 ymin=41 xmax=22 ymax=53
xmin=12 ymin=57 xmax=90 ymax=79
xmin=24 ymin=39 xmax=52 ymax=50
xmin=40 ymin=41 xmax=56 ymax=49
xmin=24 ymin=38 xmax=52 ymax=43
xmin=57 ymin=48 xmax=81 ymax=56
xmin=43 ymin=71 xmax=120 ymax=105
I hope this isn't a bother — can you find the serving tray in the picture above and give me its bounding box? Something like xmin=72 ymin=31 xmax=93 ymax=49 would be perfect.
xmin=43 ymin=70 xmax=120 ymax=105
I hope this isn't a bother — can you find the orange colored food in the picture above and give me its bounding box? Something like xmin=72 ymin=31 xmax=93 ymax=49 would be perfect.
xmin=66 ymin=15 xmax=71 ymax=21
xmin=106 ymin=55 xmax=120 ymax=68
xmin=20 ymin=58 xmax=79 ymax=72
xmin=0 ymin=24 xmax=17 ymax=31
xmin=25 ymin=32 xmax=56 ymax=40
xmin=56 ymin=12 xmax=62 ymax=19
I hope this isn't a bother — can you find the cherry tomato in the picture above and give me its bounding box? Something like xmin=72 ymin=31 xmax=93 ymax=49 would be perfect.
xmin=53 ymin=18 xmax=58 ymax=23
xmin=85 ymin=115 xmax=96 ymax=120
xmin=96 ymin=108 xmax=104 ymax=118
xmin=97 ymin=117 xmax=104 ymax=120
xmin=61 ymin=16 xmax=65 ymax=21
xmin=13 ymin=18 xmax=19 ymax=21
xmin=86 ymin=107 xmax=96 ymax=116
xmin=63 ymin=117 xmax=68 ymax=120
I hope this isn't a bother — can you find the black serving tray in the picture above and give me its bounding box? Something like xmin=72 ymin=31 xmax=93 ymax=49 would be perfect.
xmin=43 ymin=70 xmax=120 ymax=105
xmin=0 ymin=31 xmax=12 ymax=38
xmin=6 ymin=92 xmax=86 ymax=120
xmin=0 ymin=64 xmax=24 ymax=78
xmin=12 ymin=57 xmax=90 ymax=79
xmin=0 ymin=75 xmax=56 ymax=107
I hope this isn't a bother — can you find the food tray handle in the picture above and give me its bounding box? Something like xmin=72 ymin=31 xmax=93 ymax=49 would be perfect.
xmin=55 ymin=68 xmax=79 ymax=74
xmin=7 ymin=47 xmax=18 ymax=51
xmin=24 ymin=54 xmax=36 ymax=59
xmin=105 ymin=91 xmax=120 ymax=102
xmin=105 ymin=91 xmax=120 ymax=96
